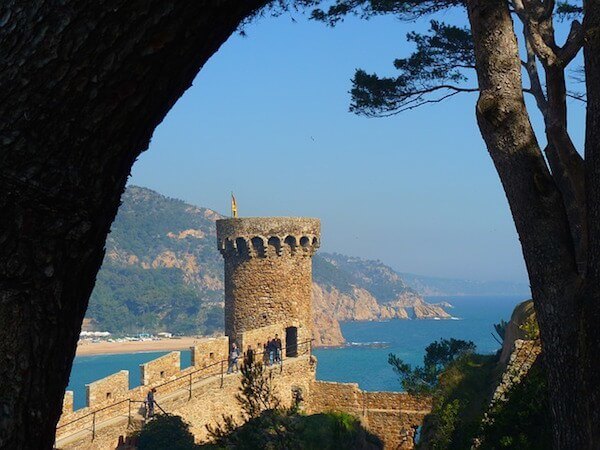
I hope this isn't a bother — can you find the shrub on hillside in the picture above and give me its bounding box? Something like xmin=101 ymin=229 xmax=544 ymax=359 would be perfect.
xmin=388 ymin=338 xmax=477 ymax=395
xmin=137 ymin=414 xmax=199 ymax=450
xmin=478 ymin=361 xmax=551 ymax=449
xmin=204 ymin=360 xmax=381 ymax=449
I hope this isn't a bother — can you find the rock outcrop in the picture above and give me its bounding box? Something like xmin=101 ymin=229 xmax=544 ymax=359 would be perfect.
xmin=89 ymin=186 xmax=451 ymax=344
xmin=311 ymin=283 xmax=451 ymax=347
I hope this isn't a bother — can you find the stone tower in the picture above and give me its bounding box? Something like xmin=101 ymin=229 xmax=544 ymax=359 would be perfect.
xmin=216 ymin=217 xmax=320 ymax=345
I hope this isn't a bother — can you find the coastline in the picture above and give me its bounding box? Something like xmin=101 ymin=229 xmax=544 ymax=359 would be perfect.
xmin=75 ymin=337 xmax=200 ymax=356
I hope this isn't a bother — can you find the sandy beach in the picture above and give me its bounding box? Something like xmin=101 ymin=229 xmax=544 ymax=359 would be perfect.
xmin=76 ymin=337 xmax=201 ymax=356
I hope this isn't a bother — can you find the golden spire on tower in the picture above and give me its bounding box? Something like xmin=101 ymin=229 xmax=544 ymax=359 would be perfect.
xmin=231 ymin=192 xmax=238 ymax=218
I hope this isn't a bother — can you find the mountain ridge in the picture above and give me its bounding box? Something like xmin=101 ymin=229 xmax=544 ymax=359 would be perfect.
xmin=88 ymin=186 xmax=451 ymax=346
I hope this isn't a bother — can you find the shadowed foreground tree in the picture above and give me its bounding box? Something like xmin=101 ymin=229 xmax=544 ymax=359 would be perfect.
xmin=305 ymin=0 xmax=600 ymax=447
xmin=0 ymin=2 xmax=270 ymax=448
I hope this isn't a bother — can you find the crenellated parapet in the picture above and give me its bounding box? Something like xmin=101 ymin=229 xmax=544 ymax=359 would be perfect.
xmin=217 ymin=218 xmax=320 ymax=258
xmin=216 ymin=217 xmax=320 ymax=343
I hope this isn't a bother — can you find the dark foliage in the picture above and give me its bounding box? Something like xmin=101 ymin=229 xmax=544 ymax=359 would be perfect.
xmin=351 ymin=21 xmax=476 ymax=116
xmin=310 ymin=0 xmax=463 ymax=25
xmin=202 ymin=411 xmax=382 ymax=450
xmin=205 ymin=359 xmax=382 ymax=449
xmin=493 ymin=319 xmax=508 ymax=343
xmin=206 ymin=361 xmax=298 ymax=449
xmin=556 ymin=1 xmax=584 ymax=20
xmin=479 ymin=361 xmax=552 ymax=449
xmin=89 ymin=263 xmax=223 ymax=334
xmin=388 ymin=338 xmax=476 ymax=394
xmin=137 ymin=414 xmax=199 ymax=450
xmin=417 ymin=353 xmax=497 ymax=449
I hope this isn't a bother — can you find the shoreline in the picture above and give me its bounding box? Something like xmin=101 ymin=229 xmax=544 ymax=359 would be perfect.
xmin=75 ymin=337 xmax=201 ymax=356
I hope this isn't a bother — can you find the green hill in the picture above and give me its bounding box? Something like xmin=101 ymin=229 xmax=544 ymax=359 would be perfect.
xmin=87 ymin=186 xmax=446 ymax=337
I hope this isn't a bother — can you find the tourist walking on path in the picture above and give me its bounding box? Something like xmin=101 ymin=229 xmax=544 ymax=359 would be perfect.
xmin=274 ymin=334 xmax=282 ymax=363
xmin=245 ymin=345 xmax=255 ymax=367
xmin=146 ymin=388 xmax=156 ymax=419
xmin=227 ymin=343 xmax=240 ymax=374
xmin=266 ymin=338 xmax=275 ymax=365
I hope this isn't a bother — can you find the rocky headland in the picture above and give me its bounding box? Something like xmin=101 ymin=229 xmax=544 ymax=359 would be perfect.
xmin=88 ymin=186 xmax=452 ymax=347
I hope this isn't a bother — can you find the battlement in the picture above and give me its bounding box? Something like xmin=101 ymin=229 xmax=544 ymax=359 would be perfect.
xmin=57 ymin=330 xmax=429 ymax=450
xmin=56 ymin=326 xmax=317 ymax=449
xmin=217 ymin=217 xmax=320 ymax=258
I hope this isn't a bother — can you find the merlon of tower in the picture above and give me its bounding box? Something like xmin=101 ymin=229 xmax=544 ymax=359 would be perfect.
xmin=217 ymin=217 xmax=320 ymax=258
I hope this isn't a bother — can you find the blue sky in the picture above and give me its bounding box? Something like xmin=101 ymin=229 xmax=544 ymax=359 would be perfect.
xmin=128 ymin=6 xmax=586 ymax=284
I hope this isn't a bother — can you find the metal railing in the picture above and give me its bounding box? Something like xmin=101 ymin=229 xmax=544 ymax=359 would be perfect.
xmin=56 ymin=339 xmax=313 ymax=441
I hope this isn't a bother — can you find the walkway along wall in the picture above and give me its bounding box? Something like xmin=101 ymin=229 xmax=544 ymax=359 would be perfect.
xmin=55 ymin=326 xmax=431 ymax=450
xmin=307 ymin=380 xmax=432 ymax=450
xmin=55 ymin=328 xmax=316 ymax=450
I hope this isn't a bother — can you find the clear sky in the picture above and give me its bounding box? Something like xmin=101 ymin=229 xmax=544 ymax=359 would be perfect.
xmin=128 ymin=6 xmax=586 ymax=284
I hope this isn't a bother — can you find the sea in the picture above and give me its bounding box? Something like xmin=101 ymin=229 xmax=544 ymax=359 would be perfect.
xmin=67 ymin=295 xmax=525 ymax=410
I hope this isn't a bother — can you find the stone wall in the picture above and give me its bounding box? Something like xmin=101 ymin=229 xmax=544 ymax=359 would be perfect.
xmin=86 ymin=370 xmax=129 ymax=408
xmin=175 ymin=355 xmax=318 ymax=442
xmin=62 ymin=391 xmax=73 ymax=416
xmin=55 ymin=351 xmax=317 ymax=450
xmin=490 ymin=339 xmax=541 ymax=406
xmin=140 ymin=351 xmax=180 ymax=386
xmin=190 ymin=336 xmax=229 ymax=377
xmin=217 ymin=217 xmax=320 ymax=345
xmin=239 ymin=323 xmax=285 ymax=355
xmin=307 ymin=380 xmax=432 ymax=450
xmin=56 ymin=340 xmax=430 ymax=450
xmin=56 ymin=331 xmax=430 ymax=450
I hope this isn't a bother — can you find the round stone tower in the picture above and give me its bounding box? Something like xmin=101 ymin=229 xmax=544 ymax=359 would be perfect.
xmin=216 ymin=217 xmax=320 ymax=345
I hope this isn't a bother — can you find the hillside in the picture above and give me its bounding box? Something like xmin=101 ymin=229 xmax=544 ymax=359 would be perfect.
xmin=88 ymin=186 xmax=450 ymax=346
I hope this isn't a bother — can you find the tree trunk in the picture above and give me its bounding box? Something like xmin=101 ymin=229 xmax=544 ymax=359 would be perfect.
xmin=466 ymin=0 xmax=591 ymax=447
xmin=583 ymin=0 xmax=600 ymax=446
xmin=0 ymin=1 xmax=267 ymax=448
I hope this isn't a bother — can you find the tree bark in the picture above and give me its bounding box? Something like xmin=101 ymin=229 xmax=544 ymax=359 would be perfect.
xmin=583 ymin=0 xmax=600 ymax=445
xmin=0 ymin=1 xmax=267 ymax=448
xmin=466 ymin=0 xmax=591 ymax=447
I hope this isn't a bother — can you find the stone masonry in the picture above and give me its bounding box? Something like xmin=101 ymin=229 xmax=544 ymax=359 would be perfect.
xmin=55 ymin=328 xmax=318 ymax=450
xmin=217 ymin=217 xmax=320 ymax=345
xmin=307 ymin=380 xmax=432 ymax=449
xmin=56 ymin=217 xmax=431 ymax=449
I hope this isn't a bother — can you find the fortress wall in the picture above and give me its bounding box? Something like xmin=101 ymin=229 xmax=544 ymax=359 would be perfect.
xmin=190 ymin=336 xmax=229 ymax=375
xmin=223 ymin=255 xmax=314 ymax=344
xmin=239 ymin=323 xmax=286 ymax=355
xmin=490 ymin=339 xmax=541 ymax=407
xmin=217 ymin=218 xmax=320 ymax=346
xmin=364 ymin=391 xmax=432 ymax=411
xmin=140 ymin=351 xmax=180 ymax=385
xmin=55 ymin=416 xmax=136 ymax=450
xmin=86 ymin=370 xmax=129 ymax=408
xmin=55 ymin=354 xmax=317 ymax=450
xmin=306 ymin=380 xmax=363 ymax=416
xmin=175 ymin=354 xmax=317 ymax=442
xmin=62 ymin=391 xmax=73 ymax=415
xmin=306 ymin=381 xmax=432 ymax=450
xmin=57 ymin=353 xmax=430 ymax=450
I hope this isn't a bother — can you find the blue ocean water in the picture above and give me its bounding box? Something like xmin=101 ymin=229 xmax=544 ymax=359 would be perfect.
xmin=67 ymin=351 xmax=192 ymax=410
xmin=67 ymin=295 xmax=525 ymax=410
xmin=313 ymin=295 xmax=525 ymax=392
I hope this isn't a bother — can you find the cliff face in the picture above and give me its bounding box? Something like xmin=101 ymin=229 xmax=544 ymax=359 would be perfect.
xmin=89 ymin=186 xmax=451 ymax=344
xmin=311 ymin=283 xmax=451 ymax=347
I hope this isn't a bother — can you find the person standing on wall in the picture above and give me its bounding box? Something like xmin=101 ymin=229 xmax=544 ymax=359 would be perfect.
xmin=245 ymin=344 xmax=255 ymax=367
xmin=266 ymin=338 xmax=275 ymax=365
xmin=274 ymin=334 xmax=282 ymax=364
xmin=227 ymin=342 xmax=240 ymax=374
xmin=146 ymin=388 xmax=156 ymax=419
